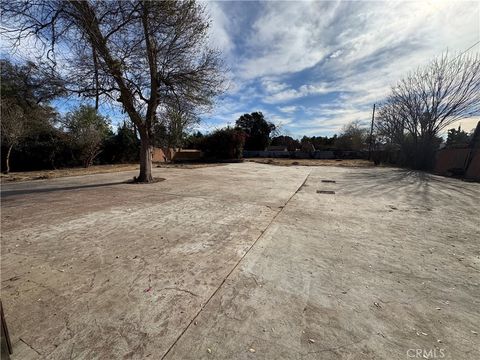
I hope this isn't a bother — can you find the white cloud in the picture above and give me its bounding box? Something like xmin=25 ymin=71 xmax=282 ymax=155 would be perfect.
xmin=5 ymin=0 xmax=478 ymax=137
xmin=290 ymin=107 xmax=372 ymax=134
xmin=261 ymin=79 xmax=289 ymax=93
xmin=278 ymin=105 xmax=297 ymax=114
xmin=329 ymin=50 xmax=343 ymax=59
xmin=238 ymin=1 xmax=333 ymax=79
xmin=204 ymin=1 xmax=234 ymax=55
xmin=264 ymin=83 xmax=331 ymax=103
xmin=231 ymin=1 xmax=476 ymax=110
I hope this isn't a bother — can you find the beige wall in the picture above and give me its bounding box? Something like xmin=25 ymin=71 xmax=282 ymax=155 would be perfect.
xmin=434 ymin=148 xmax=480 ymax=181
xmin=152 ymin=148 xmax=202 ymax=163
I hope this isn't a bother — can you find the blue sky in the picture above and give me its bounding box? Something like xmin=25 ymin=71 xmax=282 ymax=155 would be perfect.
xmin=2 ymin=1 xmax=479 ymax=137
xmin=201 ymin=0 xmax=480 ymax=137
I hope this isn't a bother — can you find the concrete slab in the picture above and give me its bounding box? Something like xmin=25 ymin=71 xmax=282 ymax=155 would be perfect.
xmin=1 ymin=164 xmax=479 ymax=359
xmin=163 ymin=166 xmax=480 ymax=360
xmin=1 ymin=163 xmax=309 ymax=359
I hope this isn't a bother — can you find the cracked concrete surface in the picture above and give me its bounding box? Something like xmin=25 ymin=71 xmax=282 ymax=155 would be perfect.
xmin=1 ymin=163 xmax=479 ymax=359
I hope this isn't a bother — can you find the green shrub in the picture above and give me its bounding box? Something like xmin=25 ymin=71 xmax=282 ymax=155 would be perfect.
xmin=200 ymin=127 xmax=246 ymax=159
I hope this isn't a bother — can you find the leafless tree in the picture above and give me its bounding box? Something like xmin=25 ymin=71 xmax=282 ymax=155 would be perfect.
xmin=335 ymin=120 xmax=368 ymax=150
xmin=158 ymin=100 xmax=199 ymax=149
xmin=1 ymin=0 xmax=225 ymax=182
xmin=376 ymin=52 xmax=480 ymax=168
xmin=63 ymin=105 xmax=111 ymax=168
xmin=1 ymin=99 xmax=26 ymax=173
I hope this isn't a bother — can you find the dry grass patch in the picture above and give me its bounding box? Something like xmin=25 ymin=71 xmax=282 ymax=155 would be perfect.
xmin=1 ymin=162 xmax=228 ymax=183
xmin=0 ymin=164 xmax=140 ymax=183
xmin=246 ymin=158 xmax=374 ymax=167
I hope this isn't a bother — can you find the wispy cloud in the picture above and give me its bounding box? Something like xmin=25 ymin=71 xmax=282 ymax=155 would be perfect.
xmin=263 ymin=83 xmax=331 ymax=104
xmin=203 ymin=0 xmax=479 ymax=137
xmin=278 ymin=105 xmax=298 ymax=114
xmin=3 ymin=1 xmax=478 ymax=136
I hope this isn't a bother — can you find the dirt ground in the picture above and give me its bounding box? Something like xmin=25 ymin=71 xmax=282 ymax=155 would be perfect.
xmin=0 ymin=164 xmax=141 ymax=183
xmin=246 ymin=158 xmax=374 ymax=167
xmin=0 ymin=159 xmax=370 ymax=183
xmin=0 ymin=162 xmax=225 ymax=183
xmin=1 ymin=163 xmax=479 ymax=359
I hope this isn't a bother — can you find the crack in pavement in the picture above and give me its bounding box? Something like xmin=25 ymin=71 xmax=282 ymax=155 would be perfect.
xmin=159 ymin=287 xmax=198 ymax=297
xmin=19 ymin=338 xmax=42 ymax=356
xmin=159 ymin=171 xmax=312 ymax=360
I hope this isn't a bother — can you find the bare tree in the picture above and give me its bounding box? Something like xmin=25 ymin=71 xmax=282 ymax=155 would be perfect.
xmin=63 ymin=105 xmax=111 ymax=168
xmin=1 ymin=0 xmax=225 ymax=182
xmin=1 ymin=99 xmax=26 ymax=173
xmin=157 ymin=101 xmax=199 ymax=149
xmin=376 ymin=52 xmax=480 ymax=168
xmin=335 ymin=120 xmax=368 ymax=150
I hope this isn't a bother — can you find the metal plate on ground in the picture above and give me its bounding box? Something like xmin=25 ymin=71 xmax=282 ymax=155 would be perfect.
xmin=317 ymin=190 xmax=335 ymax=194
xmin=321 ymin=180 xmax=336 ymax=183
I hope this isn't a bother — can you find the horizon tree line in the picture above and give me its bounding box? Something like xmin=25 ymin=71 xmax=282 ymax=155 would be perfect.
xmin=1 ymin=0 xmax=478 ymax=173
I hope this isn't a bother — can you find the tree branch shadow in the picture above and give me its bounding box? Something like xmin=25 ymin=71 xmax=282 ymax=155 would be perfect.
xmin=1 ymin=180 xmax=130 ymax=198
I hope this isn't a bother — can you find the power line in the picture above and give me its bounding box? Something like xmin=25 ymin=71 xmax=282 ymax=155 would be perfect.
xmin=460 ymin=40 xmax=480 ymax=55
xmin=448 ymin=39 xmax=480 ymax=63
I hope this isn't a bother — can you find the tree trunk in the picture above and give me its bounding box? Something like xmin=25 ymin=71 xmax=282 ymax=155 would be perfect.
xmin=3 ymin=145 xmax=13 ymax=174
xmin=138 ymin=136 xmax=154 ymax=182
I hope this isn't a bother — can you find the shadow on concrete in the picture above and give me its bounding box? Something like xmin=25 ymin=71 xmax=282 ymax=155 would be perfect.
xmin=340 ymin=168 xmax=479 ymax=208
xmin=0 ymin=180 xmax=130 ymax=198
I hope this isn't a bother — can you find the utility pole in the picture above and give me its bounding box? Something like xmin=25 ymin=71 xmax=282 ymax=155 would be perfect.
xmin=368 ymin=103 xmax=376 ymax=160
